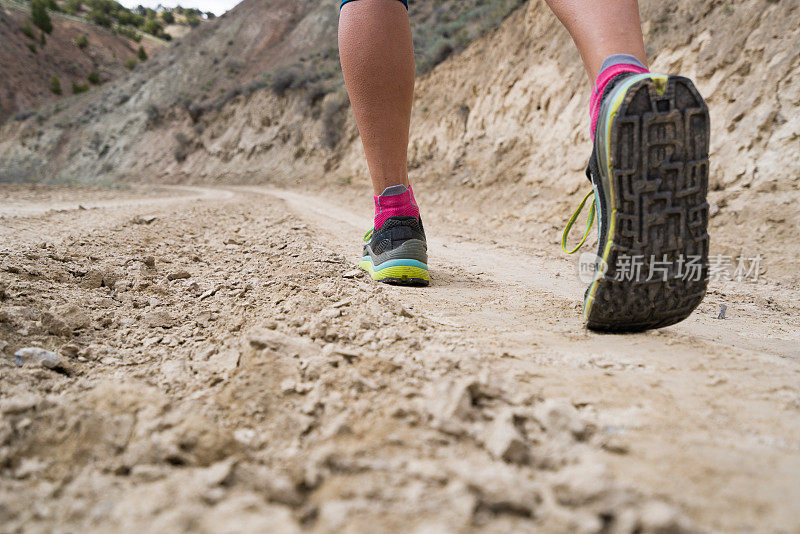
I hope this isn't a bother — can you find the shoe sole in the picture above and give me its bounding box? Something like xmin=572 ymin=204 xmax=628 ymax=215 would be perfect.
xmin=585 ymin=74 xmax=710 ymax=332
xmin=359 ymin=257 xmax=430 ymax=286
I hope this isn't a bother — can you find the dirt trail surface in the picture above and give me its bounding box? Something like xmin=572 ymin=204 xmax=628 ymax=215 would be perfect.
xmin=1 ymin=184 xmax=799 ymax=533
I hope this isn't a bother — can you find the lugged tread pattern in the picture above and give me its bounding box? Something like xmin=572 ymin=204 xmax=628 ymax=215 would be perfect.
xmin=587 ymin=76 xmax=710 ymax=332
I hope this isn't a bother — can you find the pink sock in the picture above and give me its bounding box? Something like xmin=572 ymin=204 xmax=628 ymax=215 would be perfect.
xmin=373 ymin=185 xmax=419 ymax=230
xmin=590 ymin=63 xmax=649 ymax=139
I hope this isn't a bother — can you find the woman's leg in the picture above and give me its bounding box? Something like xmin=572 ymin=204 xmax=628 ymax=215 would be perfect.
xmin=338 ymin=0 xmax=414 ymax=195
xmin=544 ymin=0 xmax=646 ymax=81
xmin=550 ymin=0 xmax=711 ymax=332
xmin=339 ymin=0 xmax=429 ymax=286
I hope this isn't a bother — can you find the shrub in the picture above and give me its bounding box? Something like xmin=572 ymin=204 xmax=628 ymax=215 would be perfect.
xmin=40 ymin=31 xmax=46 ymax=46
xmin=21 ymin=20 xmax=35 ymax=39
xmin=430 ymin=38 xmax=454 ymax=67
xmin=205 ymin=11 xmax=215 ymax=20
xmin=50 ymin=75 xmax=62 ymax=95
xmin=64 ymin=0 xmax=82 ymax=15
xmin=185 ymin=13 xmax=200 ymax=27
xmin=162 ymin=32 xmax=172 ymax=41
xmin=11 ymin=109 xmax=35 ymax=122
xmin=137 ymin=45 xmax=147 ymax=61
xmin=116 ymin=10 xmax=135 ymax=26
xmin=31 ymin=0 xmax=53 ymax=34
xmin=125 ymin=57 xmax=137 ymax=70
xmin=117 ymin=25 xmax=141 ymax=42
xmin=145 ymin=104 xmax=160 ymax=126
xmin=141 ymin=18 xmax=162 ymax=36
xmin=321 ymin=97 xmax=347 ymax=149
xmin=87 ymin=71 xmax=100 ymax=84
xmin=173 ymin=132 xmax=192 ymax=162
xmin=28 ymin=42 xmax=37 ymax=53
xmin=88 ymin=8 xmax=112 ymax=27
xmin=270 ymin=67 xmax=310 ymax=97
xmin=75 ymin=34 xmax=88 ymax=48
xmin=161 ymin=10 xmax=174 ymax=24
xmin=72 ymin=81 xmax=89 ymax=94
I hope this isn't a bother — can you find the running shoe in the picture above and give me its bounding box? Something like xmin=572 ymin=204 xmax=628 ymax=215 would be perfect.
xmin=360 ymin=216 xmax=430 ymax=286
xmin=563 ymin=73 xmax=711 ymax=331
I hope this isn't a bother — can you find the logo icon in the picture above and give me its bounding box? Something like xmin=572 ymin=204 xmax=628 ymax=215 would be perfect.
xmin=577 ymin=252 xmax=607 ymax=284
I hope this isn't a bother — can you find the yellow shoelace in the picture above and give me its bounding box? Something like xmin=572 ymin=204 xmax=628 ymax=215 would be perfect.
xmin=561 ymin=190 xmax=596 ymax=254
xmin=363 ymin=228 xmax=373 ymax=242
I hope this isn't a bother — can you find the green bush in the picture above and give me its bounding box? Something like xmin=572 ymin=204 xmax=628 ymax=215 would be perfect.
xmin=116 ymin=10 xmax=138 ymax=26
xmin=161 ymin=10 xmax=174 ymax=24
xmin=75 ymin=34 xmax=88 ymax=48
xmin=88 ymin=71 xmax=100 ymax=84
xmin=64 ymin=0 xmax=82 ymax=15
xmin=88 ymin=8 xmax=112 ymax=27
xmin=205 ymin=11 xmax=215 ymax=20
xmin=125 ymin=57 xmax=137 ymax=70
xmin=50 ymin=75 xmax=62 ymax=95
xmin=137 ymin=45 xmax=147 ymax=61
xmin=28 ymin=42 xmax=37 ymax=53
xmin=31 ymin=0 xmax=53 ymax=34
xmin=141 ymin=18 xmax=162 ymax=36
xmin=185 ymin=13 xmax=200 ymax=27
xmin=40 ymin=31 xmax=46 ymax=46
xmin=21 ymin=20 xmax=35 ymax=39
xmin=72 ymin=81 xmax=89 ymax=94
xmin=117 ymin=25 xmax=141 ymax=42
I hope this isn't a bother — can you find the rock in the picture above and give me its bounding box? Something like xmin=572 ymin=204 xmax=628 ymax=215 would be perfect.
xmin=81 ymin=269 xmax=105 ymax=289
xmin=200 ymin=457 xmax=237 ymax=487
xmin=342 ymin=269 xmax=362 ymax=279
xmin=146 ymin=310 xmax=176 ymax=328
xmin=61 ymin=343 xmax=80 ymax=358
xmin=246 ymin=327 xmax=315 ymax=357
xmin=427 ymin=378 xmax=501 ymax=427
xmin=533 ymin=399 xmax=587 ymax=439
xmin=484 ymin=408 xmax=530 ymax=464
xmin=113 ymin=279 xmax=130 ymax=292
xmin=0 ymin=393 xmax=43 ymax=414
xmin=232 ymin=463 xmax=304 ymax=507
xmin=207 ymin=349 xmax=240 ymax=374
xmin=13 ymin=347 xmax=66 ymax=371
xmin=200 ymin=285 xmax=222 ymax=300
xmin=132 ymin=215 xmax=157 ymax=225
xmin=102 ymin=268 xmax=122 ymax=288
xmin=638 ymin=500 xmax=691 ymax=533
xmin=550 ymin=461 xmax=612 ymax=507
xmin=167 ymin=270 xmax=191 ymax=281
xmin=142 ymin=256 xmax=156 ymax=268
xmin=391 ymin=302 xmax=413 ymax=318
xmin=13 ymin=457 xmax=49 ymax=479
xmin=40 ymin=312 xmax=70 ymax=336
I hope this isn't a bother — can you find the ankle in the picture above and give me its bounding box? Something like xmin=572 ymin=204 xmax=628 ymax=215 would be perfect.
xmin=590 ymin=54 xmax=649 ymax=139
xmin=374 ymin=184 xmax=419 ymax=230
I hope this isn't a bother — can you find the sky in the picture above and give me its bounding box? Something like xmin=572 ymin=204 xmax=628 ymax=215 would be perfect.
xmin=118 ymin=0 xmax=242 ymax=15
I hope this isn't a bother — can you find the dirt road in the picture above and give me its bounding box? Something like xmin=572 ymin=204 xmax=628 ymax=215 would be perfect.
xmin=1 ymin=184 xmax=798 ymax=533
